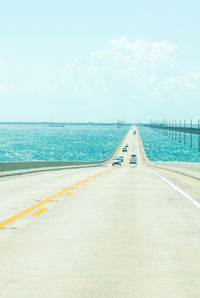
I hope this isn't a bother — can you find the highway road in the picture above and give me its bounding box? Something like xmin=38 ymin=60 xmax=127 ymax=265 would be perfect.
xmin=0 ymin=128 xmax=200 ymax=297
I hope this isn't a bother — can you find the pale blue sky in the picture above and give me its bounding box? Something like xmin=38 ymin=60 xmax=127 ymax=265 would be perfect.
xmin=0 ymin=0 xmax=200 ymax=122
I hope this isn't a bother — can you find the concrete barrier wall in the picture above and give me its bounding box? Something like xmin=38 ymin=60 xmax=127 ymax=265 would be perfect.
xmin=0 ymin=129 xmax=129 ymax=174
xmin=137 ymin=128 xmax=200 ymax=180
xmin=0 ymin=161 xmax=98 ymax=172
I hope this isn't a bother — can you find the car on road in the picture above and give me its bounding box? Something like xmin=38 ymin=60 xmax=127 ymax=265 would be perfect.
xmin=122 ymin=147 xmax=128 ymax=152
xmin=112 ymin=158 xmax=122 ymax=166
xmin=129 ymin=159 xmax=137 ymax=165
xmin=129 ymin=154 xmax=137 ymax=164
xmin=115 ymin=156 xmax=124 ymax=163
xmin=113 ymin=156 xmax=124 ymax=162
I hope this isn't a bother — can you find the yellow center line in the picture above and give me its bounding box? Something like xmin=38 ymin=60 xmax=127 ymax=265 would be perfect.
xmin=0 ymin=166 xmax=117 ymax=228
xmin=64 ymin=192 xmax=73 ymax=196
xmin=32 ymin=208 xmax=47 ymax=216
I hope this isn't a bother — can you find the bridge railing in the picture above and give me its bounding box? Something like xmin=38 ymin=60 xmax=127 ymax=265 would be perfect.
xmin=139 ymin=120 xmax=200 ymax=151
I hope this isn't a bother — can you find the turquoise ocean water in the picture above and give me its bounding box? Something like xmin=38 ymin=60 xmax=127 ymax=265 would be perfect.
xmin=138 ymin=126 xmax=200 ymax=163
xmin=1 ymin=124 xmax=199 ymax=163
xmin=0 ymin=124 xmax=129 ymax=162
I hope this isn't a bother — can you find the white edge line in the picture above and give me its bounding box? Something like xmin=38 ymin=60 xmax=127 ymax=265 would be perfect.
xmin=148 ymin=168 xmax=200 ymax=210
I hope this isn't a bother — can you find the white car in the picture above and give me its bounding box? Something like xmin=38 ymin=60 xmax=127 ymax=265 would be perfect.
xmin=112 ymin=159 xmax=121 ymax=166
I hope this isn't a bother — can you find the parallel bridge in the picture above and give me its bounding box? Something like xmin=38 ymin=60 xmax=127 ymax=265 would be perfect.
xmin=140 ymin=120 xmax=200 ymax=151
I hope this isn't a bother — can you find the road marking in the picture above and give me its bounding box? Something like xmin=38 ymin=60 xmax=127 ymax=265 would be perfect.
xmin=32 ymin=208 xmax=48 ymax=216
xmin=150 ymin=168 xmax=200 ymax=210
xmin=0 ymin=167 xmax=116 ymax=228
xmin=64 ymin=192 xmax=73 ymax=196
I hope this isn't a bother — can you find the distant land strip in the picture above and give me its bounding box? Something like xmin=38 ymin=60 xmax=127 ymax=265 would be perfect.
xmin=0 ymin=122 xmax=132 ymax=126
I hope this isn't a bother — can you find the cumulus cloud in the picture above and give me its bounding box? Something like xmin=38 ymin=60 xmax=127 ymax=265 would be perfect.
xmin=54 ymin=37 xmax=200 ymax=108
xmin=71 ymin=37 xmax=176 ymax=104
xmin=90 ymin=37 xmax=176 ymax=81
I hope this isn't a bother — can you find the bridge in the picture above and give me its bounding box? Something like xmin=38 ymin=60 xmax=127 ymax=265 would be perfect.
xmin=141 ymin=120 xmax=200 ymax=151
xmin=0 ymin=128 xmax=199 ymax=297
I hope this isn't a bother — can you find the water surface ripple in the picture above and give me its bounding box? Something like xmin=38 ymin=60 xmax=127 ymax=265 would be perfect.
xmin=138 ymin=126 xmax=200 ymax=163
xmin=0 ymin=124 xmax=129 ymax=162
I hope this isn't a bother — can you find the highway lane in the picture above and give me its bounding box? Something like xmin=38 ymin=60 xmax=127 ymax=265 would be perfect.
xmin=0 ymin=166 xmax=108 ymax=225
xmin=0 ymin=130 xmax=131 ymax=226
xmin=0 ymin=129 xmax=200 ymax=297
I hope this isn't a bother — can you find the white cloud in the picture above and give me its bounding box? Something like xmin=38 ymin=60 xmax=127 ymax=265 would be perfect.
xmin=43 ymin=37 xmax=179 ymax=114
xmin=90 ymin=37 xmax=176 ymax=81
xmin=158 ymin=72 xmax=200 ymax=104
xmin=164 ymin=73 xmax=200 ymax=90
xmin=53 ymin=38 xmax=200 ymax=108
xmin=65 ymin=59 xmax=78 ymax=70
xmin=91 ymin=37 xmax=175 ymax=64
xmin=53 ymin=38 xmax=176 ymax=98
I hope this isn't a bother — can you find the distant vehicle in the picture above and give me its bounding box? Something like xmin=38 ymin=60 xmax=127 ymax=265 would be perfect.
xmin=115 ymin=156 xmax=124 ymax=163
xmin=122 ymin=147 xmax=127 ymax=152
xmin=113 ymin=156 xmax=124 ymax=162
xmin=129 ymin=159 xmax=137 ymax=164
xmin=112 ymin=159 xmax=122 ymax=166
xmin=133 ymin=130 xmax=136 ymax=135
xmin=129 ymin=155 xmax=137 ymax=164
xmin=125 ymin=144 xmax=129 ymax=147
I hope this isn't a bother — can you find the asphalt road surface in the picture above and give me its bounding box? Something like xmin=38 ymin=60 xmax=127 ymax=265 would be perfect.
xmin=0 ymin=128 xmax=200 ymax=298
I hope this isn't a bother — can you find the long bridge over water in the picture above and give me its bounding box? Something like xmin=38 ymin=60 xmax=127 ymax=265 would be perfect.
xmin=140 ymin=120 xmax=200 ymax=151
xmin=0 ymin=126 xmax=199 ymax=297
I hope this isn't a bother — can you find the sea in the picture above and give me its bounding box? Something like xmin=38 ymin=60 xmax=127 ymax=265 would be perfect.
xmin=138 ymin=126 xmax=200 ymax=163
xmin=0 ymin=124 xmax=199 ymax=163
xmin=0 ymin=124 xmax=129 ymax=162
